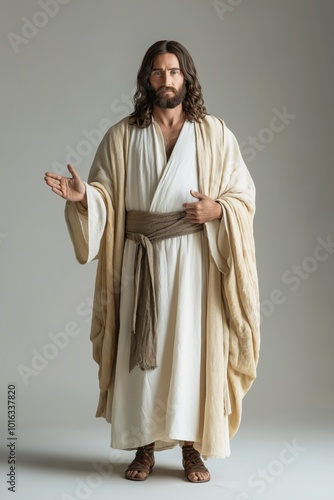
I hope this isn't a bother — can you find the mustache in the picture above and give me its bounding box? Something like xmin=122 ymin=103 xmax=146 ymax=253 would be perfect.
xmin=157 ymin=86 xmax=176 ymax=94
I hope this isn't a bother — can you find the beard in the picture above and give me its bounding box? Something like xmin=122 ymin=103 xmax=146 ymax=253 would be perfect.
xmin=148 ymin=83 xmax=186 ymax=109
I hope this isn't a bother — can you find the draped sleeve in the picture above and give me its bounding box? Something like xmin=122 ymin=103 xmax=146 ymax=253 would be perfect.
xmin=64 ymin=117 xmax=130 ymax=418
xmin=64 ymin=183 xmax=107 ymax=264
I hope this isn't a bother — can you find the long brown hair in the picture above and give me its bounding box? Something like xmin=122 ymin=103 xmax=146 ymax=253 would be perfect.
xmin=130 ymin=40 xmax=207 ymax=128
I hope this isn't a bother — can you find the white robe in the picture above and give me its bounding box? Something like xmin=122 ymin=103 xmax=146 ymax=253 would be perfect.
xmin=109 ymin=120 xmax=212 ymax=452
xmin=64 ymin=115 xmax=260 ymax=459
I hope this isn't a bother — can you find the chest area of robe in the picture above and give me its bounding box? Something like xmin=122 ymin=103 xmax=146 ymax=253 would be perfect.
xmin=126 ymin=121 xmax=198 ymax=212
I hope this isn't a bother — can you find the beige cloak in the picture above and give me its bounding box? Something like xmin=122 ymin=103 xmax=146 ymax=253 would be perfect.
xmin=65 ymin=114 xmax=260 ymax=459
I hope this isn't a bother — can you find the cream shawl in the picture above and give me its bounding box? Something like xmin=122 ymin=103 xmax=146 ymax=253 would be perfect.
xmin=64 ymin=115 xmax=260 ymax=459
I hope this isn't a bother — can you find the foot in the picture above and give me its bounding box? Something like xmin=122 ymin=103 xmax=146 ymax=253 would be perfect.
xmin=182 ymin=443 xmax=211 ymax=483
xmin=125 ymin=442 xmax=155 ymax=481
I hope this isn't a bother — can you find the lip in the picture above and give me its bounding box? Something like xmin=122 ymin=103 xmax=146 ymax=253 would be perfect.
xmin=159 ymin=88 xmax=175 ymax=94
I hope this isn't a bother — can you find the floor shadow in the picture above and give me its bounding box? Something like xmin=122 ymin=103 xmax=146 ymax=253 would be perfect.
xmin=0 ymin=449 xmax=124 ymax=475
xmin=0 ymin=449 xmax=186 ymax=480
xmin=148 ymin=465 xmax=184 ymax=482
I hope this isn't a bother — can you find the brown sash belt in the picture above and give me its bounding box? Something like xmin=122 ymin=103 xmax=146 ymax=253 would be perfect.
xmin=126 ymin=210 xmax=203 ymax=372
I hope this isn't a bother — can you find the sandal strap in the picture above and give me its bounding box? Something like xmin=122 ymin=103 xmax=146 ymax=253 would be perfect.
xmin=126 ymin=444 xmax=155 ymax=474
xmin=182 ymin=445 xmax=210 ymax=476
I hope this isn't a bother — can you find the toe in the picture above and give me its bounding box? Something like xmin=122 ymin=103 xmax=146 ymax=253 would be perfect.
xmin=136 ymin=471 xmax=147 ymax=480
xmin=201 ymin=471 xmax=210 ymax=481
xmin=188 ymin=471 xmax=210 ymax=482
xmin=126 ymin=469 xmax=147 ymax=480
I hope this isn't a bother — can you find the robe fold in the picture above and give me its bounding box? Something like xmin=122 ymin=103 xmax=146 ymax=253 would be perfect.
xmin=64 ymin=114 xmax=260 ymax=459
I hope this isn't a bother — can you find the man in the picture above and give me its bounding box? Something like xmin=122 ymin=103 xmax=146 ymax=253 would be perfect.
xmin=44 ymin=40 xmax=260 ymax=483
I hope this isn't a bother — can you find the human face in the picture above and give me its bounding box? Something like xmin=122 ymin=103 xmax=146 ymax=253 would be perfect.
xmin=148 ymin=53 xmax=186 ymax=109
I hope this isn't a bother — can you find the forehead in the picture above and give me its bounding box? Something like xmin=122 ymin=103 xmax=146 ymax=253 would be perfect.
xmin=152 ymin=52 xmax=180 ymax=69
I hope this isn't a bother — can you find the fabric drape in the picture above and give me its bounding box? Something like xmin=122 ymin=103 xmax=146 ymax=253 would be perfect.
xmin=64 ymin=114 xmax=260 ymax=459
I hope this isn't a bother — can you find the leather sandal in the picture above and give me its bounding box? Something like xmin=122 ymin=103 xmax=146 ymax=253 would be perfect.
xmin=182 ymin=445 xmax=211 ymax=483
xmin=125 ymin=443 xmax=155 ymax=481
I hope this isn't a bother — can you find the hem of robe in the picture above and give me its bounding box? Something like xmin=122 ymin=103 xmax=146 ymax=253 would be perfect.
xmin=109 ymin=439 xmax=230 ymax=461
xmin=96 ymin=388 xmax=231 ymax=459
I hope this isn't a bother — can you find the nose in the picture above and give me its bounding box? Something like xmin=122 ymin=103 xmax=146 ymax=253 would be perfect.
xmin=162 ymin=70 xmax=171 ymax=86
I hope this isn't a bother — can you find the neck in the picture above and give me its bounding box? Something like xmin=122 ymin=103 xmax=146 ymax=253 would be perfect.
xmin=152 ymin=104 xmax=185 ymax=128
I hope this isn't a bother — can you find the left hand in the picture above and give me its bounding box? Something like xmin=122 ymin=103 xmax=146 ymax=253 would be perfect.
xmin=182 ymin=190 xmax=222 ymax=224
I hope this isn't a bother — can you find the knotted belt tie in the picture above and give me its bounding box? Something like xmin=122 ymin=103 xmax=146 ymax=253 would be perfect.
xmin=126 ymin=210 xmax=204 ymax=372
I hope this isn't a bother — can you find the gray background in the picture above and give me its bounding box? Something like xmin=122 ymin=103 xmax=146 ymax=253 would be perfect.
xmin=1 ymin=1 xmax=333 ymax=499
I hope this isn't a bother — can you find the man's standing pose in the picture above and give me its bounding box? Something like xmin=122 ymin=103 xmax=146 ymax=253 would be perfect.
xmin=45 ymin=40 xmax=260 ymax=483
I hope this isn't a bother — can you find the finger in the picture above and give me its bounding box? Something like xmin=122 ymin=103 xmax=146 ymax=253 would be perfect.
xmin=51 ymin=186 xmax=64 ymax=198
xmin=45 ymin=172 xmax=62 ymax=181
xmin=182 ymin=203 xmax=198 ymax=212
xmin=186 ymin=214 xmax=201 ymax=224
xmin=67 ymin=164 xmax=79 ymax=179
xmin=190 ymin=190 xmax=207 ymax=200
xmin=51 ymin=186 xmax=64 ymax=197
xmin=182 ymin=202 xmax=192 ymax=209
xmin=184 ymin=205 xmax=198 ymax=216
xmin=45 ymin=177 xmax=61 ymax=189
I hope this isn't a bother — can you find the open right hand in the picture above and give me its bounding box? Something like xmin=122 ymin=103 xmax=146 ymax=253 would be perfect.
xmin=44 ymin=164 xmax=87 ymax=206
